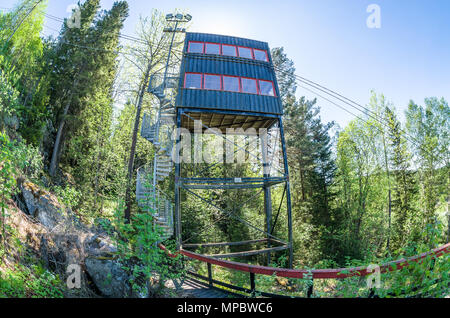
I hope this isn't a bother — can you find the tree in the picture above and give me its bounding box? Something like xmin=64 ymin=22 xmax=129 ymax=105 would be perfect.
xmin=0 ymin=0 xmax=49 ymax=145
xmin=59 ymin=1 xmax=129 ymax=214
xmin=334 ymin=119 xmax=378 ymax=259
xmin=272 ymin=47 xmax=337 ymax=263
xmin=385 ymin=106 xmax=417 ymax=250
xmin=406 ymin=98 xmax=449 ymax=233
xmin=47 ymin=0 xmax=100 ymax=176
xmin=271 ymin=47 xmax=297 ymax=104
xmin=368 ymin=92 xmax=394 ymax=250
xmin=120 ymin=9 xmax=186 ymax=223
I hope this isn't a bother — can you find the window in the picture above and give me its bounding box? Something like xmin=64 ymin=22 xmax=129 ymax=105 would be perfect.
xmin=254 ymin=49 xmax=268 ymax=62
xmin=241 ymin=78 xmax=258 ymax=94
xmin=204 ymin=74 xmax=221 ymax=90
xmin=259 ymin=80 xmax=275 ymax=96
xmin=183 ymin=73 xmax=277 ymax=97
xmin=187 ymin=41 xmax=270 ymax=62
xmin=184 ymin=73 xmax=202 ymax=89
xmin=223 ymin=76 xmax=240 ymax=92
xmin=205 ymin=43 xmax=221 ymax=55
xmin=238 ymin=47 xmax=253 ymax=59
xmin=222 ymin=44 xmax=237 ymax=57
xmin=188 ymin=41 xmax=203 ymax=53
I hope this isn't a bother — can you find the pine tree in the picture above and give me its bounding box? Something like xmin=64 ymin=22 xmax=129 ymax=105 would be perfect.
xmin=60 ymin=1 xmax=129 ymax=213
xmin=47 ymin=0 xmax=129 ymax=179
xmin=385 ymin=107 xmax=417 ymax=250
xmin=47 ymin=0 xmax=101 ymax=177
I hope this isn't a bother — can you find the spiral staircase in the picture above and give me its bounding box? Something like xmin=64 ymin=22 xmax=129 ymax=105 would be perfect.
xmin=135 ymin=74 xmax=178 ymax=241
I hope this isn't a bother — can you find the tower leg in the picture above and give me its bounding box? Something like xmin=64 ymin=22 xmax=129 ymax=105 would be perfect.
xmin=260 ymin=129 xmax=272 ymax=265
xmin=175 ymin=109 xmax=182 ymax=250
xmin=279 ymin=118 xmax=293 ymax=269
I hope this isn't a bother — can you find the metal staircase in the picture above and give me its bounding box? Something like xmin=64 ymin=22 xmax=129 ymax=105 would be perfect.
xmin=136 ymin=72 xmax=178 ymax=241
xmin=136 ymin=166 xmax=174 ymax=240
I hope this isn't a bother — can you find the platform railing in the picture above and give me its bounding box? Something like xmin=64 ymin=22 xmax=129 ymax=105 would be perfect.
xmin=160 ymin=242 xmax=450 ymax=298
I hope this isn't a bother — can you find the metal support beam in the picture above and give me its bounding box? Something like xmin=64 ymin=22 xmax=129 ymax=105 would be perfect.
xmin=175 ymin=109 xmax=182 ymax=250
xmin=250 ymin=272 xmax=256 ymax=297
xmin=183 ymin=238 xmax=269 ymax=248
xmin=260 ymin=129 xmax=272 ymax=265
xmin=206 ymin=245 xmax=289 ymax=259
xmin=207 ymin=263 xmax=213 ymax=287
xmin=279 ymin=117 xmax=293 ymax=269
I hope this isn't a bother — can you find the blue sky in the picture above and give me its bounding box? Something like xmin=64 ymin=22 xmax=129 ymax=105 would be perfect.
xmin=3 ymin=0 xmax=449 ymax=128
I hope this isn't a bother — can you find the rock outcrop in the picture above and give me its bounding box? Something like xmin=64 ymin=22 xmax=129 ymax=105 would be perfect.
xmin=11 ymin=180 xmax=133 ymax=298
xmin=20 ymin=181 xmax=70 ymax=229
xmin=85 ymin=257 xmax=131 ymax=298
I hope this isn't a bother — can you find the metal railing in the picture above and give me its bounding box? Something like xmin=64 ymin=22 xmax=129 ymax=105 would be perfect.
xmin=136 ymin=166 xmax=174 ymax=238
xmin=159 ymin=242 xmax=450 ymax=298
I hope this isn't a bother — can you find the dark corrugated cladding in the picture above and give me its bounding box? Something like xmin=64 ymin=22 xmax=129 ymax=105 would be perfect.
xmin=176 ymin=32 xmax=283 ymax=115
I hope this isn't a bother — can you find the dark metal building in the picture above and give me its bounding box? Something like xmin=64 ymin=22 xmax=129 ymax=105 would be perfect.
xmin=176 ymin=32 xmax=283 ymax=131
xmin=174 ymin=32 xmax=293 ymax=267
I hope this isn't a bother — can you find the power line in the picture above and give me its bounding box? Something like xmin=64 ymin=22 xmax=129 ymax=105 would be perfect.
xmin=273 ymin=66 xmax=443 ymax=160
xmin=42 ymin=11 xmax=151 ymax=46
xmin=42 ymin=24 xmax=136 ymax=57
xmin=5 ymin=0 xmax=44 ymax=44
xmin=19 ymin=6 xmax=445 ymax=161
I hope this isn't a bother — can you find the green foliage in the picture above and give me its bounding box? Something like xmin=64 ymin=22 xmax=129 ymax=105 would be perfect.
xmin=0 ymin=57 xmax=21 ymax=131
xmin=332 ymin=92 xmax=448 ymax=261
xmin=47 ymin=0 xmax=129 ymax=179
xmin=0 ymin=132 xmax=16 ymax=258
xmin=53 ymin=185 xmax=81 ymax=210
xmin=406 ymin=98 xmax=449 ymax=231
xmin=0 ymin=263 xmax=64 ymax=298
xmin=0 ymin=1 xmax=50 ymax=145
xmin=284 ymin=95 xmax=337 ymax=264
xmin=10 ymin=139 xmax=44 ymax=181
xmin=385 ymin=107 xmax=418 ymax=250
xmin=333 ymin=222 xmax=450 ymax=298
xmin=109 ymin=199 xmax=183 ymax=296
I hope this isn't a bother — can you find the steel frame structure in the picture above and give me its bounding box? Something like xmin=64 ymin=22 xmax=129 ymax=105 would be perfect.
xmin=174 ymin=107 xmax=293 ymax=268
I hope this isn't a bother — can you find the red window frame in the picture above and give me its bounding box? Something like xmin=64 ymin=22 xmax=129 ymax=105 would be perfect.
xmin=183 ymin=72 xmax=277 ymax=97
xmin=184 ymin=72 xmax=203 ymax=89
xmin=222 ymin=75 xmax=241 ymax=93
xmin=253 ymin=49 xmax=269 ymax=62
xmin=258 ymin=79 xmax=276 ymax=97
xmin=240 ymin=76 xmax=258 ymax=95
xmin=203 ymin=73 xmax=222 ymax=91
xmin=187 ymin=41 xmax=204 ymax=53
xmin=221 ymin=44 xmax=238 ymax=57
xmin=204 ymin=42 xmax=222 ymax=55
xmin=237 ymin=46 xmax=254 ymax=59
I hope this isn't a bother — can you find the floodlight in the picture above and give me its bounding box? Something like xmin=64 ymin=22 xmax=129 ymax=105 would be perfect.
xmin=175 ymin=13 xmax=183 ymax=20
xmin=165 ymin=14 xmax=174 ymax=20
xmin=184 ymin=14 xmax=192 ymax=21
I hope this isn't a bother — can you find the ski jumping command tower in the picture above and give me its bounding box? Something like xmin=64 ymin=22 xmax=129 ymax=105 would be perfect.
xmin=140 ymin=31 xmax=293 ymax=268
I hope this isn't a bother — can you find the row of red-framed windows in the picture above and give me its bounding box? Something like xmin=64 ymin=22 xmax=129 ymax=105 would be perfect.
xmin=187 ymin=41 xmax=269 ymax=62
xmin=184 ymin=72 xmax=276 ymax=97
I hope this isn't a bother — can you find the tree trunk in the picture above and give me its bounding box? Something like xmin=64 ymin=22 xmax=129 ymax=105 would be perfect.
xmin=382 ymin=126 xmax=392 ymax=251
xmin=49 ymin=98 xmax=71 ymax=177
xmin=49 ymin=76 xmax=80 ymax=177
xmin=124 ymin=62 xmax=152 ymax=223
